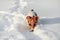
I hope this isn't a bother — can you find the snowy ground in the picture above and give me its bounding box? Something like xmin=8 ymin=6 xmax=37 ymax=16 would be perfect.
xmin=0 ymin=0 xmax=60 ymax=40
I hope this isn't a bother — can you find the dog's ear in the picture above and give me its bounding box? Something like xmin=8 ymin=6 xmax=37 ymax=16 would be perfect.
xmin=26 ymin=16 xmax=32 ymax=19
xmin=33 ymin=16 xmax=38 ymax=21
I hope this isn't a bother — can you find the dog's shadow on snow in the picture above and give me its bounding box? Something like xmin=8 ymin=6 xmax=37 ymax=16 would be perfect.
xmin=38 ymin=17 xmax=60 ymax=25
xmin=37 ymin=17 xmax=60 ymax=40
xmin=38 ymin=17 xmax=60 ymax=39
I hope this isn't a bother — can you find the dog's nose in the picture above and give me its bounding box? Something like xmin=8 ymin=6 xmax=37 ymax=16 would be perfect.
xmin=30 ymin=30 xmax=34 ymax=32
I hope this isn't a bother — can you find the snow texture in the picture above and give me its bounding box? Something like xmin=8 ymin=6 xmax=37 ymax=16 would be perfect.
xmin=0 ymin=0 xmax=60 ymax=40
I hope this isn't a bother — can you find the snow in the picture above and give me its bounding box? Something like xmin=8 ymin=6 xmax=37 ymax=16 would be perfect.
xmin=0 ymin=0 xmax=60 ymax=40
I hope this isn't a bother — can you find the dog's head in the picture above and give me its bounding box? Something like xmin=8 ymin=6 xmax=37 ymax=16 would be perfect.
xmin=26 ymin=16 xmax=38 ymax=32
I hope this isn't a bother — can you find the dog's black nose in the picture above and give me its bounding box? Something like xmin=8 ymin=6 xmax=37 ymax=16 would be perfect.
xmin=30 ymin=30 xmax=34 ymax=32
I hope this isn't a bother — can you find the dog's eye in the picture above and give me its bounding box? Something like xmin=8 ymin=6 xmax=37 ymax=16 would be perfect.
xmin=30 ymin=17 xmax=31 ymax=18
xmin=34 ymin=24 xmax=36 ymax=26
xmin=29 ymin=24 xmax=31 ymax=26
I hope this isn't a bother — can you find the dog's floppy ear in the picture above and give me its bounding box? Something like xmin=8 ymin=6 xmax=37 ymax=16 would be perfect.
xmin=26 ymin=16 xmax=32 ymax=19
xmin=33 ymin=16 xmax=38 ymax=21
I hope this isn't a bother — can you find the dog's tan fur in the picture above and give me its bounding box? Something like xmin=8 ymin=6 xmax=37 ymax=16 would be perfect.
xmin=26 ymin=16 xmax=38 ymax=31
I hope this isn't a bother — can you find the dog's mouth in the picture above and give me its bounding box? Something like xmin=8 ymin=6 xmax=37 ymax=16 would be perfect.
xmin=29 ymin=25 xmax=35 ymax=32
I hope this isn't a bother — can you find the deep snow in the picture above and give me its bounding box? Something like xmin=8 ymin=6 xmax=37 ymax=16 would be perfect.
xmin=0 ymin=0 xmax=60 ymax=40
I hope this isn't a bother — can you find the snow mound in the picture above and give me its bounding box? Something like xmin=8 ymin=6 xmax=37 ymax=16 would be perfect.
xmin=0 ymin=11 xmax=59 ymax=40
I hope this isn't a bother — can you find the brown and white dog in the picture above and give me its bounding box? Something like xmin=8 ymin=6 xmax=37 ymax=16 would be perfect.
xmin=26 ymin=16 xmax=38 ymax=32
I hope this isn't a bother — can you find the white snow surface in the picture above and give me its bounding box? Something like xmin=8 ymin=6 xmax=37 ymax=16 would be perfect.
xmin=0 ymin=0 xmax=60 ymax=40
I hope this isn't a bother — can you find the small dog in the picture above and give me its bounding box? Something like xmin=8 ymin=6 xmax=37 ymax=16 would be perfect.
xmin=26 ymin=16 xmax=38 ymax=32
